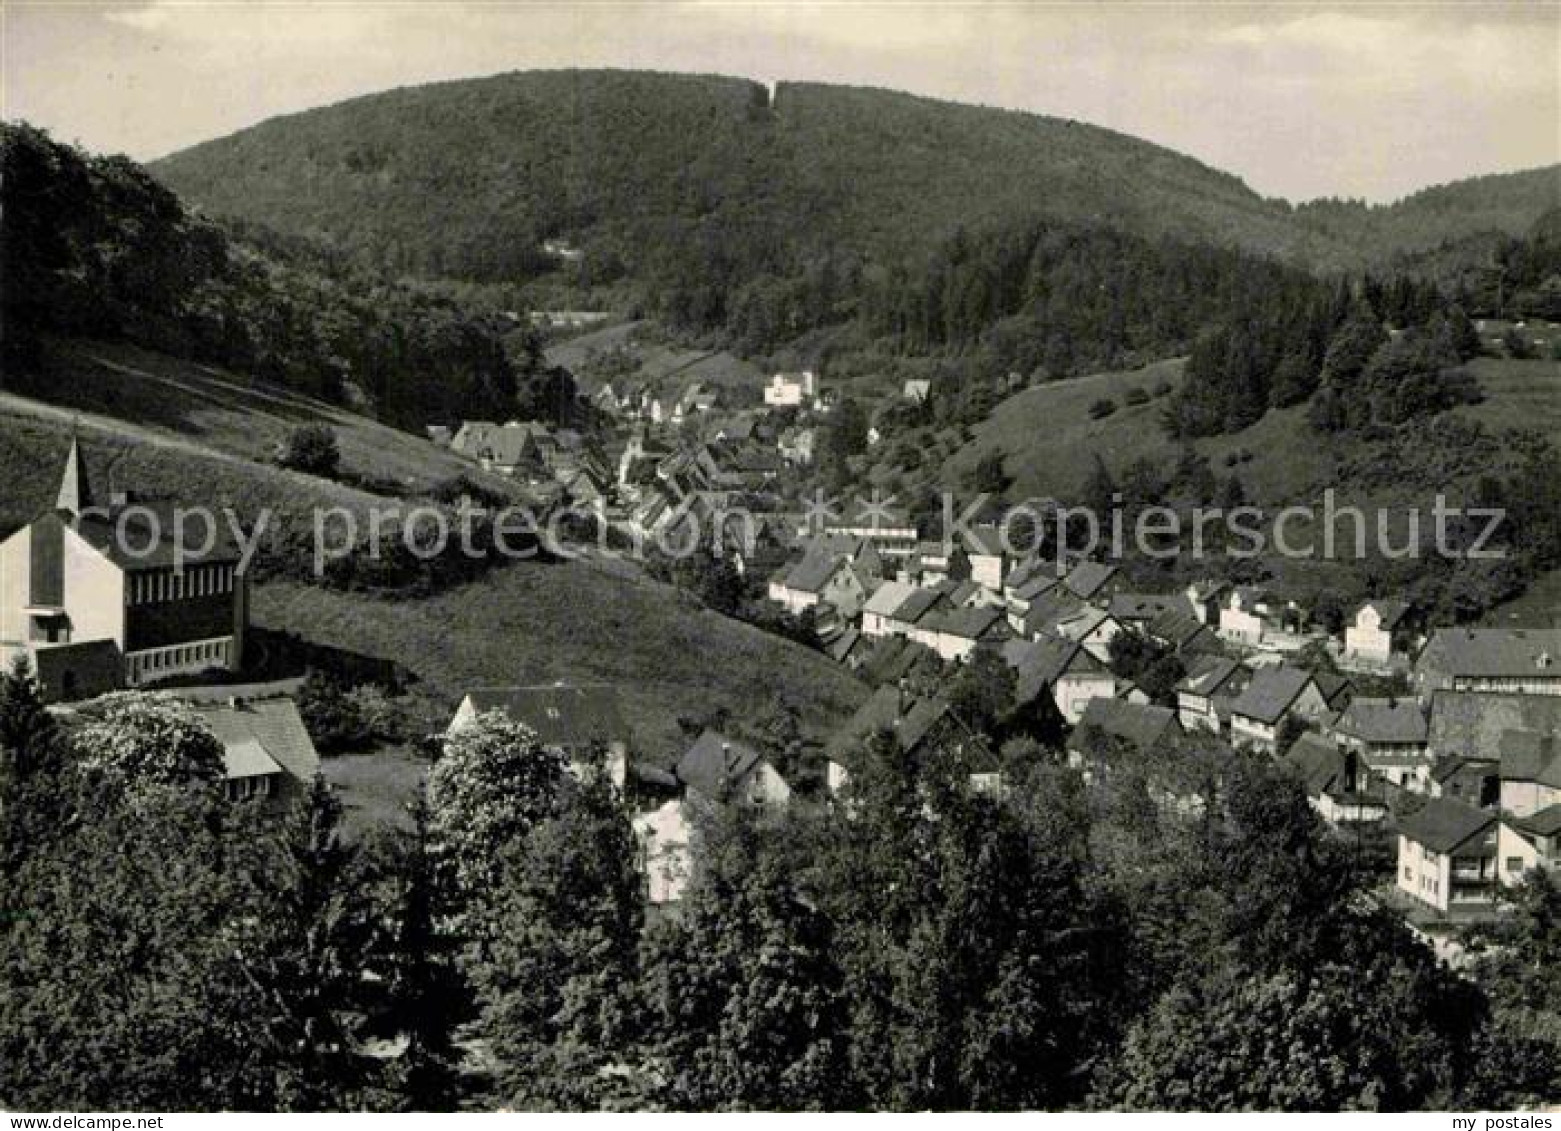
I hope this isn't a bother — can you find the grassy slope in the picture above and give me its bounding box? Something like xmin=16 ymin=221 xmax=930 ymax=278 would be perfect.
xmin=2 ymin=340 xmax=866 ymax=763
xmin=543 ymin=320 xmax=764 ymax=398
xmin=943 ymin=356 xmax=1561 ymax=507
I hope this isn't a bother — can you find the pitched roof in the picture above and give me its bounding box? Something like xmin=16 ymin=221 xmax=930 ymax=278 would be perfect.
xmin=1333 ymin=698 xmax=1429 ymax=745
xmin=958 ymin=524 xmax=1006 ymax=559
xmin=780 ymin=546 xmax=853 ymax=594
xmin=933 ymin=605 xmax=1006 ymax=642
xmin=1500 ymin=731 xmax=1561 ymax=788
xmin=863 ymin=579 xmax=919 ymax=618
xmin=1109 ymin=593 xmax=1191 ymax=622
xmin=1229 ymin=666 xmax=1316 ymax=725
xmin=677 ymin=730 xmax=767 ymax=798
xmin=1313 ymin=671 xmax=1353 ymax=707
xmin=1357 ymin=599 xmax=1411 ymax=630
xmin=1070 ymin=698 xmax=1180 ymax=752
xmin=1518 ymin=803 xmax=1561 ymax=838
xmin=1062 ymin=561 xmax=1119 ymax=600
xmin=461 ymin=683 xmax=629 ymax=749
xmin=68 ymin=504 xmax=245 ymax=570
xmin=1428 ymin=692 xmax=1561 ymax=764
xmin=1176 ymin=655 xmax=1249 ymax=698
xmin=1398 ymin=797 xmax=1497 ymax=855
xmin=192 ymin=697 xmax=320 ymax=784
xmin=1419 ymin=628 xmax=1561 ymax=679
xmin=893 ymin=586 xmax=952 ymax=625
xmin=1282 ymin=733 xmax=1356 ymax=800
xmin=1004 ymin=635 xmax=1105 ymax=706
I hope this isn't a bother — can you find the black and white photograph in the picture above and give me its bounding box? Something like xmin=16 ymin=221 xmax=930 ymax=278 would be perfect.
xmin=1 ymin=0 xmax=1558 ymax=1117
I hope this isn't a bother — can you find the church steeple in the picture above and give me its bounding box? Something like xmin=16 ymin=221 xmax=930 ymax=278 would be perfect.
xmin=54 ymin=427 xmax=93 ymax=520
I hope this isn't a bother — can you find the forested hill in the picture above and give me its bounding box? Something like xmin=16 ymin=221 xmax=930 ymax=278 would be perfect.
xmin=150 ymin=69 xmax=1556 ymax=301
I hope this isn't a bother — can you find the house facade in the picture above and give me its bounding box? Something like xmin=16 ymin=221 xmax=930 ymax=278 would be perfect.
xmin=763 ymin=370 xmax=816 ymax=408
xmin=1396 ymin=798 xmax=1500 ymax=917
xmin=1416 ymin=628 xmax=1561 ymax=699
xmin=1344 ymin=600 xmax=1412 ymax=666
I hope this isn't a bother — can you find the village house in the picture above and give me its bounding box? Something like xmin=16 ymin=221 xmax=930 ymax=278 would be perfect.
xmin=860 ymin=579 xmax=918 ymax=638
xmin=1059 ymin=560 xmax=1121 ymax=604
xmin=188 ymin=693 xmax=322 ymax=805
xmin=905 ymin=540 xmax=969 ymax=587
xmin=1343 ymin=599 xmax=1414 ymax=666
xmin=1396 ymin=797 xmax=1501 ymax=918
xmin=1217 ymin=586 xmax=1296 ymax=646
xmin=819 ymin=501 xmax=919 ymax=559
xmin=766 ymin=545 xmax=870 ymax=619
xmin=1183 ymin=579 xmax=1231 ymax=625
xmin=1004 ymin=634 xmax=1116 ymax=724
xmin=1227 ymin=665 xmax=1332 ymax=753
xmin=1500 ymin=731 xmax=1561 ymax=819
xmin=959 ymin=524 xmax=1008 ymax=592
xmin=631 ymin=798 xmax=692 ymax=907
xmin=763 ymin=370 xmax=816 ymax=408
xmin=927 ymin=605 xmax=1009 ymax=663
xmin=1283 ymin=732 xmax=1389 ymax=826
xmin=447 ymin=682 xmax=630 ymax=786
xmin=1147 ymin=607 xmax=1221 ymax=655
xmin=889 ymin=586 xmax=957 ymax=651
xmin=1426 ymin=691 xmax=1561 ymax=807
xmin=777 ymin=425 xmax=815 ymax=465
xmin=0 ymin=438 xmax=249 ymax=700
xmin=1175 ymin=655 xmax=1253 ymax=736
xmin=1003 ymin=560 xmax=1061 ymax=617
xmin=424 ymin=425 xmax=452 ymax=447
xmin=1327 ymin=697 xmax=1431 ymax=790
xmin=826 ymin=684 xmax=995 ymax=795
xmin=902 ymin=379 xmax=931 ymax=403
xmin=677 ymin=729 xmax=792 ymax=810
xmin=1499 ymin=806 xmax=1561 ymax=885
xmin=1108 ymin=592 xmax=1193 ymax=629
xmin=1415 ymin=628 xmax=1561 ymax=699
xmin=1066 ymin=698 xmax=1182 ymax=770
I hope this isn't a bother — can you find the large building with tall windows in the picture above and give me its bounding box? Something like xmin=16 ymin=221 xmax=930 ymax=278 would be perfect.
xmin=0 ymin=436 xmax=247 ymax=701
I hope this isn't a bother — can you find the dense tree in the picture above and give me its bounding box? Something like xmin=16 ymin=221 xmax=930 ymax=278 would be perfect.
xmin=473 ymin=774 xmax=646 ymax=1109
xmin=426 ymin=711 xmax=567 ymax=930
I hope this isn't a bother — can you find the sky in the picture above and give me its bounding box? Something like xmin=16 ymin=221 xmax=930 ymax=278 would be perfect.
xmin=3 ymin=1 xmax=1557 ymax=204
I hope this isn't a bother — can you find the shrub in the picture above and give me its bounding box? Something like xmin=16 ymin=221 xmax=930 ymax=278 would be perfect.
xmin=1088 ymin=397 xmax=1117 ymax=420
xmin=277 ymin=424 xmax=341 ymax=478
xmin=1124 ymin=387 xmax=1149 ymax=406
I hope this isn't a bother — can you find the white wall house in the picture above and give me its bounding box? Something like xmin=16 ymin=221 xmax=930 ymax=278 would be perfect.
xmin=763 ymin=370 xmax=816 ymax=407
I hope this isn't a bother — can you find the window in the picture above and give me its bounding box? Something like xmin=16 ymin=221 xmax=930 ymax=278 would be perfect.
xmin=1507 ymin=857 xmax=1526 ymax=874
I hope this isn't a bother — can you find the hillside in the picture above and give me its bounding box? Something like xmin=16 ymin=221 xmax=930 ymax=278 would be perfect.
xmin=941 ymin=355 xmax=1561 ymax=506
xmin=152 ymin=69 xmax=1558 ymax=296
xmin=0 ymin=341 xmax=866 ymax=758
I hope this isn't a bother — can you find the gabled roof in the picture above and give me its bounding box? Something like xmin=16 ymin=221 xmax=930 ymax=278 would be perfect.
xmin=1500 ymin=731 xmax=1561 ymax=788
xmin=1356 ymin=599 xmax=1411 ymax=630
xmin=1229 ymin=666 xmax=1316 ymax=725
xmin=1313 ymin=671 xmax=1353 ymax=708
xmin=893 ymin=586 xmax=952 ymax=625
xmin=1147 ymin=608 xmax=1214 ymax=651
xmin=461 ymin=683 xmax=629 ymax=750
xmin=1428 ymin=692 xmax=1561 ymax=764
xmin=1070 ymin=698 xmax=1180 ymax=753
xmin=1004 ymin=635 xmax=1106 ymax=707
xmin=192 ymin=697 xmax=320 ymax=784
xmin=958 ymin=524 xmax=1006 ymax=559
xmin=1019 ymin=588 xmax=1089 ymax=637
xmin=1061 ymin=561 xmax=1119 ymax=600
xmin=677 ymin=730 xmax=767 ymax=798
xmin=933 ymin=605 xmax=1006 ymax=642
xmin=863 ymin=580 xmax=919 ymax=618
xmin=66 ymin=504 xmax=245 ymax=570
xmin=1176 ymin=655 xmax=1249 ymax=699
xmin=779 ymin=546 xmax=854 ymax=595
xmin=1109 ymin=593 xmax=1191 ymax=622
xmin=1283 ymin=733 xmax=1358 ymax=801
xmin=1518 ymin=803 xmax=1561 ymax=838
xmin=1333 ymin=698 xmax=1428 ymax=745
xmin=1398 ymin=797 xmax=1497 ymax=855
xmin=1419 ymin=628 xmax=1561 ymax=679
